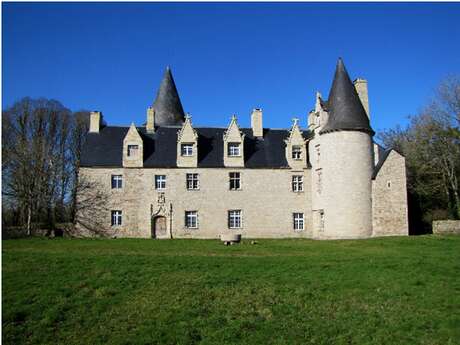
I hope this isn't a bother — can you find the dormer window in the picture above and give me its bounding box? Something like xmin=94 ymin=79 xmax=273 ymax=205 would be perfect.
xmin=228 ymin=143 xmax=241 ymax=157
xmin=127 ymin=145 xmax=139 ymax=157
xmin=292 ymin=146 xmax=302 ymax=160
xmin=181 ymin=143 xmax=194 ymax=156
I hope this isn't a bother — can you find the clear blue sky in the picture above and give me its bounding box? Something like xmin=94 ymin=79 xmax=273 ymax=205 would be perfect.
xmin=3 ymin=2 xmax=460 ymax=133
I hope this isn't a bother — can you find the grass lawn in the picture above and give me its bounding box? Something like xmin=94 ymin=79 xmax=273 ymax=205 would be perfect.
xmin=2 ymin=236 xmax=460 ymax=345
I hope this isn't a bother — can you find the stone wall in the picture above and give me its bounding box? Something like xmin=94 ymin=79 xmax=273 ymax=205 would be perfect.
xmin=76 ymin=167 xmax=312 ymax=239
xmin=316 ymin=131 xmax=374 ymax=239
xmin=372 ymin=150 xmax=409 ymax=237
xmin=432 ymin=220 xmax=460 ymax=235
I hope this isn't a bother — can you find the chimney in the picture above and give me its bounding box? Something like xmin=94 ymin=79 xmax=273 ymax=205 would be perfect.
xmin=251 ymin=108 xmax=263 ymax=137
xmin=89 ymin=111 xmax=102 ymax=133
xmin=146 ymin=106 xmax=155 ymax=133
xmin=354 ymin=78 xmax=370 ymax=118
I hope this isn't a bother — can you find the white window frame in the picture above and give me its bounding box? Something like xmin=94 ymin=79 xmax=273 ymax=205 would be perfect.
xmin=228 ymin=143 xmax=241 ymax=157
xmin=111 ymin=210 xmax=122 ymax=226
xmin=155 ymin=175 xmax=166 ymax=190
xmin=293 ymin=212 xmax=304 ymax=231
xmin=292 ymin=175 xmax=303 ymax=192
xmin=228 ymin=210 xmax=242 ymax=229
xmin=185 ymin=211 xmax=198 ymax=229
xmin=181 ymin=143 xmax=194 ymax=157
xmin=229 ymin=172 xmax=241 ymax=190
xmin=292 ymin=146 xmax=302 ymax=160
xmin=111 ymin=175 xmax=123 ymax=189
xmin=127 ymin=144 xmax=139 ymax=157
xmin=186 ymin=173 xmax=199 ymax=190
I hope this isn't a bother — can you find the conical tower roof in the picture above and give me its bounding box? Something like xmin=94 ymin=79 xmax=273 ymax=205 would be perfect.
xmin=152 ymin=67 xmax=185 ymax=127
xmin=320 ymin=58 xmax=374 ymax=135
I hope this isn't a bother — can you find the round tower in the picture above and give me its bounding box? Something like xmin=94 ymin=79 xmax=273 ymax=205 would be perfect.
xmin=317 ymin=58 xmax=374 ymax=239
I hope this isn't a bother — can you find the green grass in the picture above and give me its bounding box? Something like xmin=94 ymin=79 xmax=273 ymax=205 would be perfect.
xmin=2 ymin=236 xmax=460 ymax=345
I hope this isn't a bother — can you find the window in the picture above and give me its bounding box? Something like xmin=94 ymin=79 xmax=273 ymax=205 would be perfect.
xmin=315 ymin=144 xmax=321 ymax=164
xmin=293 ymin=213 xmax=304 ymax=231
xmin=292 ymin=146 xmax=302 ymax=160
xmin=229 ymin=172 xmax=241 ymax=190
xmin=185 ymin=211 xmax=198 ymax=228
xmin=228 ymin=143 xmax=241 ymax=156
xmin=181 ymin=143 xmax=193 ymax=156
xmin=319 ymin=210 xmax=325 ymax=231
xmin=111 ymin=175 xmax=123 ymax=189
xmin=387 ymin=181 xmax=391 ymax=188
xmin=316 ymin=170 xmax=322 ymax=194
xmin=186 ymin=173 xmax=199 ymax=190
xmin=155 ymin=175 xmax=166 ymax=190
xmin=111 ymin=210 xmax=122 ymax=226
xmin=127 ymin=145 xmax=139 ymax=157
xmin=292 ymin=175 xmax=303 ymax=192
xmin=228 ymin=210 xmax=242 ymax=229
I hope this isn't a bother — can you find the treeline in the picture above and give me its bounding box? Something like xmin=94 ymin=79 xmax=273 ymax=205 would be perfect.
xmin=378 ymin=76 xmax=460 ymax=232
xmin=2 ymin=98 xmax=89 ymax=234
xmin=2 ymin=77 xmax=459 ymax=235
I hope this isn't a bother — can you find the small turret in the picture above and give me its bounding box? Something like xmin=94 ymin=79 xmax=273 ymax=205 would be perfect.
xmin=151 ymin=66 xmax=185 ymax=127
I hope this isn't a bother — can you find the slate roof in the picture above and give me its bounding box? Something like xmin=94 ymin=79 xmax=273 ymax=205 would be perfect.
xmin=80 ymin=126 xmax=312 ymax=168
xmin=372 ymin=148 xmax=392 ymax=179
xmin=151 ymin=67 xmax=185 ymax=126
xmin=320 ymin=58 xmax=374 ymax=135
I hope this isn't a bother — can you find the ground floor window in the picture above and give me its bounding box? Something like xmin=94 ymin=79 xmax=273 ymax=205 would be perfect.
xmin=228 ymin=210 xmax=242 ymax=228
xmin=293 ymin=212 xmax=304 ymax=231
xmin=111 ymin=210 xmax=122 ymax=226
xmin=185 ymin=211 xmax=198 ymax=228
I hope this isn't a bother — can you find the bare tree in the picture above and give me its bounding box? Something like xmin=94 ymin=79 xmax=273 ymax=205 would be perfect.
xmin=2 ymin=98 xmax=74 ymax=234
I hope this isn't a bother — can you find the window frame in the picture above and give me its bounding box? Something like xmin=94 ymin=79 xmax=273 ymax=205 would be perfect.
xmin=228 ymin=143 xmax=241 ymax=157
xmin=181 ymin=143 xmax=194 ymax=157
xmin=292 ymin=146 xmax=302 ymax=160
xmin=229 ymin=172 xmax=241 ymax=190
xmin=155 ymin=175 xmax=166 ymax=190
xmin=111 ymin=175 xmax=123 ymax=189
xmin=186 ymin=173 xmax=200 ymax=190
xmin=111 ymin=210 xmax=122 ymax=226
xmin=228 ymin=210 xmax=242 ymax=229
xmin=185 ymin=211 xmax=199 ymax=229
xmin=292 ymin=175 xmax=304 ymax=192
xmin=127 ymin=144 xmax=139 ymax=157
xmin=293 ymin=212 xmax=304 ymax=231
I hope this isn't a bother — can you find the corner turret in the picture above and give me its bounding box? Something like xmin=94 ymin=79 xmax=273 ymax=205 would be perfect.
xmin=310 ymin=58 xmax=374 ymax=239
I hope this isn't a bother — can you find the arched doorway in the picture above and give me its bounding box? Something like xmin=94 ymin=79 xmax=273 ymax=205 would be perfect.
xmin=152 ymin=216 xmax=167 ymax=239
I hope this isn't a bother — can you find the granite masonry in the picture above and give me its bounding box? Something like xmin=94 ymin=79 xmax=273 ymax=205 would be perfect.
xmin=76 ymin=59 xmax=409 ymax=239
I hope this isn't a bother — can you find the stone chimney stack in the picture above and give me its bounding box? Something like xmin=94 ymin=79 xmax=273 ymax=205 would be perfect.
xmin=353 ymin=78 xmax=370 ymax=118
xmin=89 ymin=111 xmax=102 ymax=133
xmin=146 ymin=106 xmax=155 ymax=133
xmin=251 ymin=108 xmax=263 ymax=137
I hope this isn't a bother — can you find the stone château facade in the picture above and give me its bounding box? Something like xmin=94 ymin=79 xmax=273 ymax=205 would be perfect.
xmin=76 ymin=59 xmax=409 ymax=239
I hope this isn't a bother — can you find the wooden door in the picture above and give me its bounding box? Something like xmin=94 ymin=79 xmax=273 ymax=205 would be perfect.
xmin=153 ymin=216 xmax=167 ymax=238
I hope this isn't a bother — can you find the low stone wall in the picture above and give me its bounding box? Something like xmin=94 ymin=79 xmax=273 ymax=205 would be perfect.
xmin=432 ymin=220 xmax=460 ymax=235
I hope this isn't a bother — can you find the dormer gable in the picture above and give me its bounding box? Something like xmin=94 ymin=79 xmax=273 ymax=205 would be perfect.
xmin=223 ymin=115 xmax=245 ymax=167
xmin=123 ymin=123 xmax=143 ymax=168
xmin=177 ymin=115 xmax=198 ymax=167
xmin=285 ymin=118 xmax=307 ymax=170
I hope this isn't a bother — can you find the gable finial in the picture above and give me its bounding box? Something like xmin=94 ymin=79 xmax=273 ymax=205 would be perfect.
xmin=292 ymin=117 xmax=300 ymax=126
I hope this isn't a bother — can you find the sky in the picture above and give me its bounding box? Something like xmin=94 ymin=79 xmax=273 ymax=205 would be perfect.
xmin=3 ymin=2 xmax=460 ymax=133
